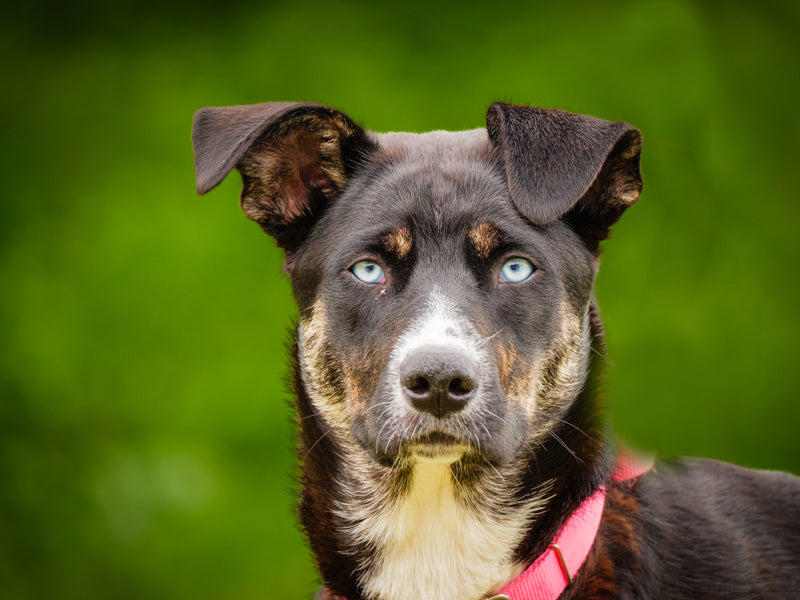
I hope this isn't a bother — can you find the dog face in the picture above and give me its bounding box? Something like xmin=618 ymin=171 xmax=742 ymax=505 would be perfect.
xmin=193 ymin=102 xmax=641 ymax=473
xmin=293 ymin=135 xmax=599 ymax=468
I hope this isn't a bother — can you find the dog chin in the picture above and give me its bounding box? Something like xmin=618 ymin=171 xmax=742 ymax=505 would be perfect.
xmin=409 ymin=444 xmax=470 ymax=464
xmin=354 ymin=413 xmax=522 ymax=466
xmin=406 ymin=432 xmax=471 ymax=464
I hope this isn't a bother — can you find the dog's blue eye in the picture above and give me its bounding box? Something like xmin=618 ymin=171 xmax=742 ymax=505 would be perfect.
xmin=350 ymin=260 xmax=385 ymax=284
xmin=499 ymin=257 xmax=535 ymax=283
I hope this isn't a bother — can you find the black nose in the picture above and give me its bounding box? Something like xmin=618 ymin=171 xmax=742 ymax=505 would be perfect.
xmin=399 ymin=346 xmax=479 ymax=418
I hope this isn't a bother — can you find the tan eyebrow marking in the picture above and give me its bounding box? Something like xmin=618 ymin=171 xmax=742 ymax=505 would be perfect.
xmin=383 ymin=227 xmax=413 ymax=258
xmin=468 ymin=222 xmax=500 ymax=259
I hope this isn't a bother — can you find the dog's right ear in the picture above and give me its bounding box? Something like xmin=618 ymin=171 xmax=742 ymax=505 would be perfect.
xmin=192 ymin=102 xmax=375 ymax=254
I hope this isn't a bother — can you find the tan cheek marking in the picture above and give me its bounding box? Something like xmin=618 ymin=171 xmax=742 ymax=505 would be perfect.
xmin=344 ymin=354 xmax=379 ymax=412
xmin=468 ymin=222 xmax=499 ymax=259
xmin=302 ymin=301 xmax=389 ymax=425
xmin=502 ymin=305 xmax=588 ymax=418
xmin=300 ymin=300 xmax=350 ymax=429
xmin=346 ymin=320 xmax=405 ymax=407
xmin=383 ymin=227 xmax=413 ymax=258
xmin=533 ymin=307 xmax=587 ymax=415
xmin=497 ymin=343 xmax=519 ymax=394
xmin=343 ymin=370 xmax=368 ymax=412
xmin=497 ymin=340 xmax=543 ymax=418
xmin=300 ymin=299 xmax=328 ymax=364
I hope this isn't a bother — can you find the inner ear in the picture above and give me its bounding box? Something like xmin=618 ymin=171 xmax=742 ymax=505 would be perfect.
xmin=238 ymin=114 xmax=350 ymax=229
xmin=564 ymin=128 xmax=643 ymax=252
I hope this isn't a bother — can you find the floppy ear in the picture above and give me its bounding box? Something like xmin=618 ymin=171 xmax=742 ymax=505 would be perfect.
xmin=192 ymin=102 xmax=375 ymax=253
xmin=486 ymin=102 xmax=642 ymax=252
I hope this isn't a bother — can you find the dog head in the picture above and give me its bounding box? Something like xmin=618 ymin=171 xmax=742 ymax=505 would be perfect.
xmin=192 ymin=101 xmax=641 ymax=470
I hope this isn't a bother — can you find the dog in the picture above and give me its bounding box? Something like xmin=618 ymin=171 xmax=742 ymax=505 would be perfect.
xmin=192 ymin=101 xmax=800 ymax=600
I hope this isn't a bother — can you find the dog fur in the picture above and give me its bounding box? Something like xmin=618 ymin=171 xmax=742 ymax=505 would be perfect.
xmin=192 ymin=102 xmax=800 ymax=600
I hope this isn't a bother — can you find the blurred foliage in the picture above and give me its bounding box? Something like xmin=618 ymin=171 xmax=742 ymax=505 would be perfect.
xmin=1 ymin=0 xmax=799 ymax=597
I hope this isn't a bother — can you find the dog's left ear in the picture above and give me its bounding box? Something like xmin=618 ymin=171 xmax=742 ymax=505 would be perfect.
xmin=486 ymin=102 xmax=642 ymax=252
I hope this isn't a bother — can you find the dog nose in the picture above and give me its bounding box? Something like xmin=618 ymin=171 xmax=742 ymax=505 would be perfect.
xmin=399 ymin=347 xmax=479 ymax=418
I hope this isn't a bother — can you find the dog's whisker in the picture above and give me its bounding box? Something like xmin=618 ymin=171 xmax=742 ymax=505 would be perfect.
xmin=361 ymin=400 xmax=396 ymax=416
xmin=589 ymin=344 xmax=613 ymax=365
xmin=487 ymin=461 xmax=506 ymax=483
xmin=538 ymin=413 xmax=595 ymax=441
xmin=303 ymin=429 xmax=332 ymax=460
xmin=449 ymin=464 xmax=480 ymax=514
xmin=547 ymin=430 xmax=583 ymax=463
xmin=299 ymin=399 xmax=394 ymax=423
xmin=477 ymin=328 xmax=506 ymax=348
xmin=375 ymin=419 xmax=393 ymax=455
xmin=383 ymin=430 xmax=399 ymax=457
xmin=480 ymin=406 xmax=516 ymax=431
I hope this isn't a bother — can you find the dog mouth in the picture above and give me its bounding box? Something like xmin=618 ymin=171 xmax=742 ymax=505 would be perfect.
xmin=406 ymin=431 xmax=471 ymax=463
xmin=357 ymin=369 xmax=526 ymax=466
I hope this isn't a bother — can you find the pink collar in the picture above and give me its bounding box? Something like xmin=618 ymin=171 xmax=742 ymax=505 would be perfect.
xmin=317 ymin=451 xmax=652 ymax=600
xmin=490 ymin=450 xmax=653 ymax=600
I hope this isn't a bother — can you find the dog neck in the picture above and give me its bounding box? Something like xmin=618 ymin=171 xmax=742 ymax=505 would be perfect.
xmin=347 ymin=458 xmax=548 ymax=600
xmin=298 ymin=412 xmax=609 ymax=600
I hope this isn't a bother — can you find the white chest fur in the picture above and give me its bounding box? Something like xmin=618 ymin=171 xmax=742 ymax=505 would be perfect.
xmin=356 ymin=462 xmax=530 ymax=600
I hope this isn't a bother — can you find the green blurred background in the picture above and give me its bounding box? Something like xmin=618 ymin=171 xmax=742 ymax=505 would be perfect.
xmin=2 ymin=0 xmax=798 ymax=597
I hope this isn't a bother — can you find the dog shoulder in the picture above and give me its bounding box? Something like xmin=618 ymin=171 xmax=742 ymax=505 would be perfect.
xmin=597 ymin=459 xmax=800 ymax=598
xmin=639 ymin=458 xmax=800 ymax=528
